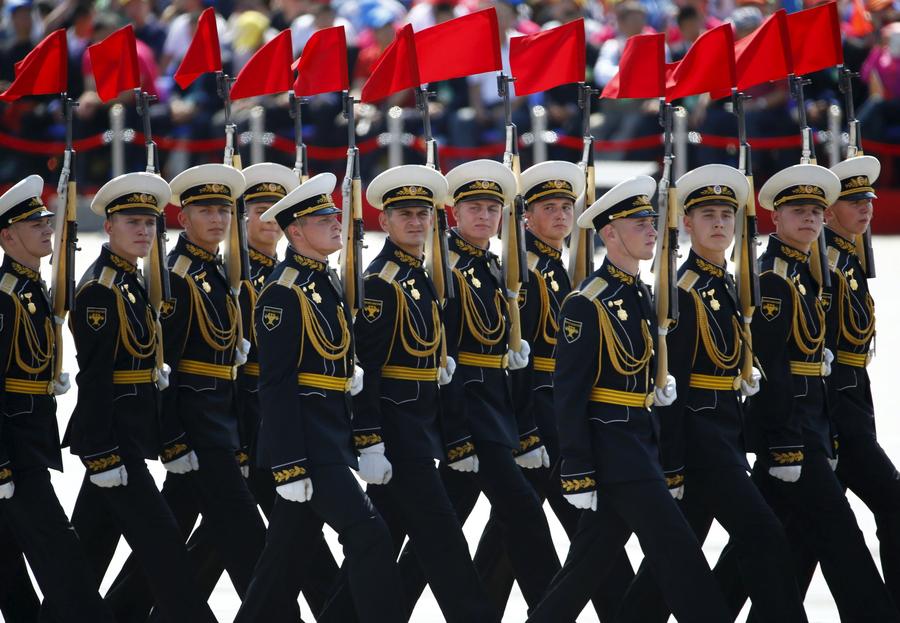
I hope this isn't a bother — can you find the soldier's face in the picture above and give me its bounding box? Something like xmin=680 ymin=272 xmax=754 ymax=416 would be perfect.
xmin=106 ymin=213 xmax=156 ymax=259
xmin=292 ymin=214 xmax=342 ymax=257
xmin=609 ymin=216 xmax=657 ymax=261
xmin=526 ymin=198 xmax=574 ymax=244
xmin=381 ymin=206 xmax=432 ymax=250
xmin=773 ymin=203 xmax=823 ymax=249
xmin=247 ymin=203 xmax=282 ymax=248
xmin=683 ymin=205 xmax=735 ymax=255
xmin=179 ymin=203 xmax=231 ymax=247
xmin=826 ymin=198 xmax=872 ymax=237
xmin=452 ymin=199 xmax=502 ymax=246
xmin=2 ymin=217 xmax=53 ymax=260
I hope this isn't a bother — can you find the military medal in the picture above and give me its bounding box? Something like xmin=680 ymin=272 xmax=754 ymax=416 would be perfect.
xmin=406 ymin=280 xmax=421 ymax=300
xmin=23 ymin=292 xmax=35 ymax=314
xmin=847 ymin=269 xmax=858 ymax=291
xmin=202 ymin=281 xmax=211 ymax=294
xmin=547 ymin=271 xmax=559 ymax=292
xmin=609 ymin=299 xmax=628 ymax=321
xmin=123 ymin=284 xmax=136 ymax=304
xmin=706 ymin=289 xmax=721 ymax=311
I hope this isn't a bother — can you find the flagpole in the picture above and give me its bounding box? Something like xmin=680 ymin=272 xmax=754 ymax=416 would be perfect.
xmin=289 ymin=92 xmax=309 ymax=182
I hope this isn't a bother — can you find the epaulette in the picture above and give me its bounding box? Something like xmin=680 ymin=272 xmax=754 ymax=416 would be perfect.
xmin=773 ymin=258 xmax=789 ymax=280
xmin=376 ymin=261 xmax=400 ymax=284
xmin=172 ymin=255 xmax=191 ymax=279
xmin=276 ymin=267 xmax=299 ymax=288
xmin=827 ymin=246 xmax=840 ymax=272
xmin=576 ymin=277 xmax=608 ymax=301
xmin=98 ymin=266 xmax=116 ymax=289
xmin=448 ymin=251 xmax=461 ymax=268
xmin=526 ymin=251 xmax=539 ymax=272
xmin=0 ymin=273 xmax=17 ymax=296
xmin=677 ymin=270 xmax=700 ymax=292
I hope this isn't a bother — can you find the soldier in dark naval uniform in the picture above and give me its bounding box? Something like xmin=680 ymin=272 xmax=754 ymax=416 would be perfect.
xmin=233 ymin=173 xmax=404 ymax=623
xmin=526 ymin=175 xmax=731 ymax=623
xmin=613 ymin=165 xmax=806 ymax=623
xmin=396 ymin=159 xmax=562 ymax=614
xmin=713 ymin=163 xmax=899 ymax=622
xmin=64 ymin=171 xmax=217 ymax=623
xmin=0 ymin=175 xmax=113 ymax=622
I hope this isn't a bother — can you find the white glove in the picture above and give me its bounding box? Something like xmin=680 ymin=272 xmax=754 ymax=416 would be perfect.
xmin=350 ymin=366 xmax=364 ymax=396
xmin=564 ymin=491 xmax=597 ymax=511
xmin=740 ymin=367 xmax=762 ymax=398
xmin=654 ymin=374 xmax=677 ymax=407
xmin=823 ymin=348 xmax=834 ymax=377
xmin=357 ymin=443 xmax=393 ymax=485
xmin=277 ymin=478 xmax=313 ymax=503
xmin=53 ymin=372 xmax=70 ymax=396
xmin=235 ymin=338 xmax=251 ymax=366
xmin=769 ymin=465 xmax=802 ymax=483
xmin=0 ymin=482 xmax=13 ymax=499
xmin=670 ymin=485 xmax=684 ymax=500
xmin=506 ymin=340 xmax=531 ymax=371
xmin=448 ymin=455 xmax=479 ymax=473
xmin=163 ymin=450 xmax=199 ymax=474
xmin=90 ymin=465 xmax=128 ymax=488
xmin=828 ymin=457 xmax=838 ymax=471
xmin=438 ymin=356 xmax=456 ymax=386
xmin=515 ymin=445 xmax=551 ymax=469
xmin=156 ymin=363 xmax=171 ymax=391
xmin=240 ymin=465 xmax=249 ymax=478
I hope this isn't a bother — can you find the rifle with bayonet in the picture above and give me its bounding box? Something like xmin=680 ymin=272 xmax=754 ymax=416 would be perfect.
xmin=839 ymin=66 xmax=875 ymax=278
xmin=50 ymin=96 xmax=79 ymax=390
xmin=654 ymin=101 xmax=680 ymax=389
xmin=731 ymin=90 xmax=761 ymax=384
xmin=290 ymin=92 xmax=309 ymax=182
xmin=339 ymin=91 xmax=364 ymax=314
xmin=568 ymin=83 xmax=598 ymax=284
xmin=497 ymin=73 xmax=529 ymax=351
xmin=790 ymin=74 xmax=831 ymax=290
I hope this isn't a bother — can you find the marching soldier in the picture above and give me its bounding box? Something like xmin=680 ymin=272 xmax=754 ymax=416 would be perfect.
xmin=233 ymin=173 xmax=404 ymax=623
xmin=0 ymin=175 xmax=114 ymax=622
xmin=613 ymin=165 xmax=807 ymax=622
xmin=714 ymin=164 xmax=900 ymax=622
xmin=526 ymin=175 xmax=732 ymax=623
xmin=64 ymin=172 xmax=217 ymax=623
xmin=397 ymin=160 xmax=562 ymax=613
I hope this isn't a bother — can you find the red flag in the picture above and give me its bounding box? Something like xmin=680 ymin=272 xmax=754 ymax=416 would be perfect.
xmin=601 ymin=32 xmax=665 ymax=99
xmin=88 ymin=25 xmax=140 ymax=102
xmin=361 ymin=24 xmax=420 ymax=103
xmin=787 ymin=1 xmax=843 ymax=75
xmin=173 ymin=7 xmax=222 ymax=89
xmin=509 ymin=20 xmax=585 ymax=96
xmin=0 ymin=29 xmax=68 ymax=101
xmin=293 ymin=26 xmax=349 ymax=96
xmin=666 ymin=23 xmax=736 ymax=101
xmin=231 ymin=30 xmax=293 ymax=100
xmin=416 ymin=9 xmax=502 ymax=84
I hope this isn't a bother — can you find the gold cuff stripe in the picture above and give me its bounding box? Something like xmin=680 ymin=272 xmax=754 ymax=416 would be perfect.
xmin=789 ymin=360 xmax=825 ymax=376
xmin=242 ymin=363 xmax=260 ymax=376
xmin=589 ymin=387 xmax=652 ymax=408
xmin=177 ymin=359 xmax=237 ymax=380
xmin=4 ymin=378 xmax=53 ymax=394
xmin=457 ymin=351 xmax=508 ymax=369
xmin=836 ymin=350 xmax=868 ymax=367
xmin=688 ymin=373 xmax=739 ymax=391
xmin=112 ymin=369 xmax=157 ymax=384
xmin=381 ymin=365 xmax=439 ymax=381
xmin=297 ymin=372 xmax=352 ymax=391
xmin=533 ymin=356 xmax=556 ymax=372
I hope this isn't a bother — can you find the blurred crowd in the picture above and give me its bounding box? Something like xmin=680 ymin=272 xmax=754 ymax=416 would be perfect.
xmin=0 ymin=0 xmax=898 ymax=187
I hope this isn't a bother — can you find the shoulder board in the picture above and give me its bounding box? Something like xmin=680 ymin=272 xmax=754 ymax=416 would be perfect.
xmin=576 ymin=277 xmax=608 ymax=301
xmin=677 ymin=270 xmax=700 ymax=292
xmin=526 ymin=251 xmax=539 ymax=272
xmin=0 ymin=273 xmax=17 ymax=296
xmin=98 ymin=266 xmax=116 ymax=289
xmin=448 ymin=251 xmax=461 ymax=268
xmin=773 ymin=257 xmax=789 ymax=280
xmin=377 ymin=261 xmax=400 ymax=283
xmin=172 ymin=255 xmax=191 ymax=279
xmin=827 ymin=246 xmax=840 ymax=272
xmin=276 ymin=267 xmax=299 ymax=288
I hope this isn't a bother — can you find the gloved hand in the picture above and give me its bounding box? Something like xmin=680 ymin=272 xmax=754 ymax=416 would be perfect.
xmin=53 ymin=372 xmax=70 ymax=396
xmin=515 ymin=445 xmax=551 ymax=469
xmin=156 ymin=363 xmax=171 ymax=391
xmin=235 ymin=338 xmax=251 ymax=366
xmin=564 ymin=491 xmax=597 ymax=511
xmin=0 ymin=482 xmax=13 ymax=500
xmin=670 ymin=485 xmax=684 ymax=500
xmin=438 ymin=356 xmax=457 ymax=386
xmin=654 ymin=374 xmax=677 ymax=407
xmin=769 ymin=465 xmax=802 ymax=483
xmin=277 ymin=478 xmax=313 ymax=503
xmin=740 ymin=367 xmax=762 ymax=397
xmin=507 ymin=340 xmax=531 ymax=371
xmin=90 ymin=465 xmax=128 ymax=488
xmin=828 ymin=457 xmax=838 ymax=471
xmin=823 ymin=348 xmax=834 ymax=377
xmin=163 ymin=450 xmax=199 ymax=474
xmin=358 ymin=443 xmax=392 ymax=485
xmin=448 ymin=455 xmax=479 ymax=473
xmin=350 ymin=366 xmax=364 ymax=397
xmin=240 ymin=465 xmax=249 ymax=478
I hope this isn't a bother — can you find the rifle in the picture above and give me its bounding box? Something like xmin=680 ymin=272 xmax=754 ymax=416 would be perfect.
xmin=50 ymin=97 xmax=79 ymax=389
xmin=653 ymin=102 xmax=680 ymax=389
xmin=839 ymin=66 xmax=875 ymax=278
xmin=338 ymin=91 xmax=364 ymax=314
xmin=289 ymin=92 xmax=309 ymax=182
xmin=731 ymin=90 xmax=761 ymax=383
xmin=496 ymin=74 xmax=529 ymax=352
xmin=568 ymin=83 xmax=598 ymax=284
xmin=789 ymin=74 xmax=831 ymax=289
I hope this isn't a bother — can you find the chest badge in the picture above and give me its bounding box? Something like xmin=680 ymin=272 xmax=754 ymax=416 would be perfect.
xmin=404 ymin=279 xmax=420 ymax=300
xmin=608 ymin=298 xmax=628 ymax=321
xmin=122 ymin=283 xmax=136 ymax=304
xmin=546 ymin=270 xmax=559 ymax=292
xmin=303 ymin=282 xmax=322 ymax=304
xmin=845 ymin=268 xmax=858 ymax=291
xmin=704 ymin=288 xmax=721 ymax=311
xmin=21 ymin=292 xmax=36 ymax=314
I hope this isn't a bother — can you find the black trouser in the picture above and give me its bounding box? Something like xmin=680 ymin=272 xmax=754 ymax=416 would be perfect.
xmin=714 ymin=449 xmax=900 ymax=623
xmin=105 ymin=447 xmax=266 ymax=622
xmin=0 ymin=511 xmax=40 ymax=622
xmin=69 ymin=458 xmax=217 ymax=623
xmin=0 ymin=468 xmax=113 ymax=623
xmin=396 ymin=441 xmax=562 ymax=615
xmin=615 ymin=464 xmax=807 ymax=623
xmin=526 ymin=477 xmax=732 ymax=623
xmin=318 ymin=459 xmax=499 ymax=623
xmin=234 ymin=464 xmax=405 ymax=623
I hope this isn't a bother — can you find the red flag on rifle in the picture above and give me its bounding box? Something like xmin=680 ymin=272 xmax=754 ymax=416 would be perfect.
xmin=231 ymin=29 xmax=293 ymax=99
xmin=734 ymin=9 xmax=793 ymax=90
xmin=601 ymin=32 xmax=665 ymax=99
xmin=510 ymin=19 xmax=585 ymax=96
xmin=174 ymin=7 xmax=222 ymax=89
xmin=666 ymin=23 xmax=735 ymax=100
xmin=0 ymin=29 xmax=68 ymax=101
xmin=361 ymin=24 xmax=420 ymax=103
xmin=416 ymin=9 xmax=502 ymax=84
xmin=787 ymin=1 xmax=843 ymax=75
xmin=88 ymin=25 xmax=140 ymax=102
xmin=293 ymin=26 xmax=349 ymax=96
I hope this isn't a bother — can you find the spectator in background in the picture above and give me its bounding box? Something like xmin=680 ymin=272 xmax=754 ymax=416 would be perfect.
xmin=269 ymin=0 xmax=310 ymax=30
xmin=66 ymin=1 xmax=94 ymax=98
xmin=859 ymin=22 xmax=900 ymax=141
xmin=0 ymin=0 xmax=37 ymax=83
xmin=665 ymin=0 xmax=721 ymax=49
xmin=406 ymin=0 xmax=464 ymax=32
xmin=159 ymin=0 xmax=230 ymax=76
xmin=669 ymin=5 xmax=703 ymax=60
xmin=291 ymin=0 xmax=356 ymax=54
xmin=229 ymin=9 xmax=272 ymax=72
xmin=594 ymin=1 xmax=649 ymax=88
xmin=121 ymin=0 xmax=167 ymax=59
